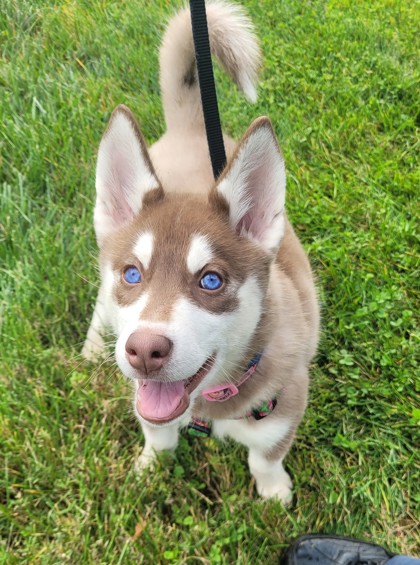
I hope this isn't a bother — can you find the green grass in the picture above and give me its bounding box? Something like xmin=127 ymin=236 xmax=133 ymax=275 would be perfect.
xmin=1 ymin=0 xmax=419 ymax=562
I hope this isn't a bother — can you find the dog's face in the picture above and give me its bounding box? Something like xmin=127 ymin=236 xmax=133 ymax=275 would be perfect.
xmin=94 ymin=106 xmax=286 ymax=426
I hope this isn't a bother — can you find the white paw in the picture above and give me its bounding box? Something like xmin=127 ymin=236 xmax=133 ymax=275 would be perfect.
xmin=256 ymin=474 xmax=293 ymax=505
xmin=81 ymin=335 xmax=106 ymax=362
xmin=134 ymin=449 xmax=156 ymax=475
xmin=248 ymin=450 xmax=293 ymax=504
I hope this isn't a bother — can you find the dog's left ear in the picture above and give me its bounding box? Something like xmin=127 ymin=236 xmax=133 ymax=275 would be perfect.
xmin=94 ymin=105 xmax=164 ymax=245
xmin=210 ymin=117 xmax=286 ymax=254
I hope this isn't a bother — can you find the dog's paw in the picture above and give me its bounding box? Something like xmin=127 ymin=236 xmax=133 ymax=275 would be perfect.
xmin=249 ymin=452 xmax=293 ymax=506
xmin=249 ymin=451 xmax=294 ymax=505
xmin=81 ymin=335 xmax=106 ymax=362
xmin=256 ymin=474 xmax=293 ymax=505
xmin=134 ymin=449 xmax=156 ymax=475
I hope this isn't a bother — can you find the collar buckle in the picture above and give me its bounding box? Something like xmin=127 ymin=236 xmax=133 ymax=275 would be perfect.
xmin=201 ymin=383 xmax=239 ymax=402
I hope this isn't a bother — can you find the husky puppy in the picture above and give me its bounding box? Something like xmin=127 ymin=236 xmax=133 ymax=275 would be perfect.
xmin=83 ymin=1 xmax=320 ymax=504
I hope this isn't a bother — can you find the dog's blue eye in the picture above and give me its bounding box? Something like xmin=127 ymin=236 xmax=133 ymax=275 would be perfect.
xmin=123 ymin=266 xmax=141 ymax=284
xmin=200 ymin=272 xmax=222 ymax=291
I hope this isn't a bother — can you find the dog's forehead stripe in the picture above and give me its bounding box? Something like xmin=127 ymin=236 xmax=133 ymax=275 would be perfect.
xmin=133 ymin=232 xmax=154 ymax=270
xmin=187 ymin=234 xmax=214 ymax=275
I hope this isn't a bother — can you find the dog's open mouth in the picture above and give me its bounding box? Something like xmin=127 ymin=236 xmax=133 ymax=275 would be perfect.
xmin=135 ymin=356 xmax=215 ymax=424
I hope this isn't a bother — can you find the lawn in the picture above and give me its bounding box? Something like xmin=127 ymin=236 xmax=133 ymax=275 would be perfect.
xmin=1 ymin=0 xmax=419 ymax=563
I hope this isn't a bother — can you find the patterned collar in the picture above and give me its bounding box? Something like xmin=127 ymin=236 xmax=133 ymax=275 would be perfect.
xmin=201 ymin=353 xmax=262 ymax=402
xmin=188 ymin=398 xmax=278 ymax=437
xmin=188 ymin=353 xmax=278 ymax=437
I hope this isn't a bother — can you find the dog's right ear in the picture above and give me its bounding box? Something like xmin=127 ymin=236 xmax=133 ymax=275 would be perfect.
xmin=94 ymin=105 xmax=164 ymax=245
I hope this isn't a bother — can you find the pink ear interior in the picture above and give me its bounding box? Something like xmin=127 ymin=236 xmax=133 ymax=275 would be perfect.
xmin=94 ymin=106 xmax=162 ymax=240
xmin=236 ymin=164 xmax=275 ymax=239
xmin=214 ymin=118 xmax=286 ymax=252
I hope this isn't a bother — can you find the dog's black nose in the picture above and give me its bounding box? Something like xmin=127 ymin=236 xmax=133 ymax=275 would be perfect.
xmin=125 ymin=331 xmax=173 ymax=375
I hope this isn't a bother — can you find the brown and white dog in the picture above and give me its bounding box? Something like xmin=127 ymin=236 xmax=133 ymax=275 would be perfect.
xmin=82 ymin=1 xmax=320 ymax=504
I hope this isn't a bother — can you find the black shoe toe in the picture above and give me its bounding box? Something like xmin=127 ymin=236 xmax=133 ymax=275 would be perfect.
xmin=279 ymin=534 xmax=395 ymax=565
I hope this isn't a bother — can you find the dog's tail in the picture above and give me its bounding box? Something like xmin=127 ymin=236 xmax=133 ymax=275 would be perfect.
xmin=160 ymin=1 xmax=261 ymax=132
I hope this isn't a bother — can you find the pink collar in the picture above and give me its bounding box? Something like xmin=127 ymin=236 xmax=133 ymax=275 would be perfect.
xmin=201 ymin=353 xmax=262 ymax=402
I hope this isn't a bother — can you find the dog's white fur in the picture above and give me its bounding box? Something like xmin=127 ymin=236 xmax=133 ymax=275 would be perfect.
xmin=187 ymin=235 xmax=214 ymax=275
xmin=83 ymin=2 xmax=320 ymax=504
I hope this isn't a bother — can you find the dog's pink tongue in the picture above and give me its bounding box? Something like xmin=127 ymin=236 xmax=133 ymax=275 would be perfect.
xmin=137 ymin=380 xmax=185 ymax=420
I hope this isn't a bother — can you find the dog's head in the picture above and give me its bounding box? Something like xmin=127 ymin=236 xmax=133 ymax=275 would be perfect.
xmin=94 ymin=105 xmax=286 ymax=425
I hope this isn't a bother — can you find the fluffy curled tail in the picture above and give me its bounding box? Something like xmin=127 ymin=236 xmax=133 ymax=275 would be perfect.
xmin=159 ymin=1 xmax=261 ymax=132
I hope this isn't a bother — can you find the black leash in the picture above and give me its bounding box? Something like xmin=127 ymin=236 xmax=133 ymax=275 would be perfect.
xmin=190 ymin=0 xmax=227 ymax=179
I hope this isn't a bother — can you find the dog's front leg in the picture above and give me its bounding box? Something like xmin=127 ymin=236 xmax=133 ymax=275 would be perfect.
xmin=82 ymin=284 xmax=108 ymax=361
xmin=135 ymin=420 xmax=180 ymax=474
xmin=212 ymin=416 xmax=296 ymax=504
xmin=248 ymin=448 xmax=294 ymax=505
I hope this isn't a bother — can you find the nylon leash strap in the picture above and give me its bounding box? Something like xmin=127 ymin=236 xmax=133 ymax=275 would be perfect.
xmin=190 ymin=0 xmax=227 ymax=179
